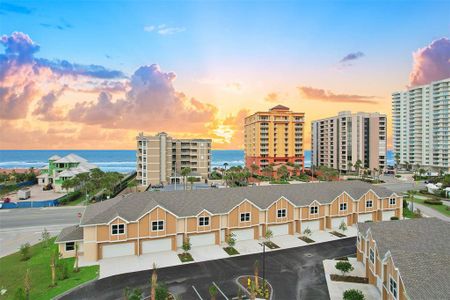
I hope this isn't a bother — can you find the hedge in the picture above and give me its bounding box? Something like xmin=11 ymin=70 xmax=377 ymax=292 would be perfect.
xmin=424 ymin=199 xmax=443 ymax=205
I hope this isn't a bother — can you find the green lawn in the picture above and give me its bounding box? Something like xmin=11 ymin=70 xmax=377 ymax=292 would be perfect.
xmin=403 ymin=207 xmax=421 ymax=219
xmin=0 ymin=238 xmax=98 ymax=300
xmin=409 ymin=195 xmax=450 ymax=217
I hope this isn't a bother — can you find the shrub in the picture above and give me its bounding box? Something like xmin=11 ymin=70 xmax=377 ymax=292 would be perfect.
xmin=303 ymin=227 xmax=312 ymax=236
xmin=390 ymin=216 xmax=399 ymax=220
xmin=57 ymin=261 xmax=69 ymax=280
xmin=339 ymin=221 xmax=347 ymax=232
xmin=58 ymin=191 xmax=82 ymax=205
xmin=226 ymin=233 xmax=236 ymax=248
xmin=155 ymin=283 xmax=170 ymax=300
xmin=424 ymin=199 xmax=443 ymax=205
xmin=14 ymin=288 xmax=26 ymax=300
xmin=19 ymin=243 xmax=31 ymax=261
xmin=395 ymin=175 xmax=401 ymax=178
xmin=265 ymin=229 xmax=273 ymax=241
xmin=41 ymin=228 xmax=51 ymax=247
xmin=182 ymin=238 xmax=191 ymax=253
xmin=335 ymin=261 xmax=354 ymax=276
xmin=124 ymin=287 xmax=143 ymax=300
xmin=343 ymin=289 xmax=365 ymax=300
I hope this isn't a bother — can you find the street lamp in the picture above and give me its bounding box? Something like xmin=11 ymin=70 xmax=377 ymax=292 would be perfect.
xmin=258 ymin=242 xmax=266 ymax=289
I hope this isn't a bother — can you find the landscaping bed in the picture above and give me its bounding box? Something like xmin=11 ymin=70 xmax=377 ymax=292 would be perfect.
xmin=223 ymin=247 xmax=239 ymax=255
xmin=299 ymin=236 xmax=315 ymax=243
xmin=334 ymin=256 xmax=349 ymax=261
xmin=330 ymin=274 xmax=368 ymax=284
xmin=178 ymin=253 xmax=194 ymax=263
xmin=263 ymin=241 xmax=280 ymax=249
xmin=237 ymin=275 xmax=272 ymax=299
xmin=330 ymin=231 xmax=346 ymax=238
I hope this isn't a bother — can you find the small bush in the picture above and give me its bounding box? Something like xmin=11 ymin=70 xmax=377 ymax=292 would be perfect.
xmin=124 ymin=287 xmax=142 ymax=300
xmin=395 ymin=175 xmax=401 ymax=178
xmin=390 ymin=216 xmax=399 ymax=220
xmin=335 ymin=261 xmax=354 ymax=276
xmin=343 ymin=289 xmax=365 ymax=300
xmin=19 ymin=243 xmax=31 ymax=261
xmin=57 ymin=262 xmax=69 ymax=280
xmin=14 ymin=288 xmax=26 ymax=300
xmin=303 ymin=227 xmax=312 ymax=236
xmin=424 ymin=199 xmax=443 ymax=205
xmin=156 ymin=283 xmax=170 ymax=300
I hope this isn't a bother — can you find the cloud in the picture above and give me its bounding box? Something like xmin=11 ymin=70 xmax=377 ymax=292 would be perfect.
xmin=298 ymin=86 xmax=378 ymax=104
xmin=40 ymin=18 xmax=73 ymax=31
xmin=32 ymin=87 xmax=66 ymax=121
xmin=0 ymin=2 xmax=33 ymax=15
xmin=68 ymin=64 xmax=217 ymax=132
xmin=144 ymin=24 xmax=186 ymax=35
xmin=265 ymin=92 xmax=279 ymax=103
xmin=409 ymin=37 xmax=450 ymax=87
xmin=340 ymin=51 xmax=364 ymax=63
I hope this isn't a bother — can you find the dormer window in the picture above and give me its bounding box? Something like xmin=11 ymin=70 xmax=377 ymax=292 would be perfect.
xmin=240 ymin=212 xmax=251 ymax=222
xmin=310 ymin=206 xmax=318 ymax=214
xmin=366 ymin=200 xmax=373 ymax=208
xmin=111 ymin=224 xmax=125 ymax=235
xmin=277 ymin=209 xmax=287 ymax=218
xmin=339 ymin=203 xmax=347 ymax=211
xmin=198 ymin=216 xmax=210 ymax=226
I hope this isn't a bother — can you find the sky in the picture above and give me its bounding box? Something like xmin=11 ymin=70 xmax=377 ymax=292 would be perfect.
xmin=0 ymin=0 xmax=449 ymax=150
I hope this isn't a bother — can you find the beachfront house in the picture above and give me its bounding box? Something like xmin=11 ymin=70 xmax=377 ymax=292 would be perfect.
xmin=37 ymin=154 xmax=97 ymax=192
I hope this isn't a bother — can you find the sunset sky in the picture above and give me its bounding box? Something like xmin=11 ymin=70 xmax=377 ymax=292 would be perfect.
xmin=1 ymin=0 xmax=449 ymax=150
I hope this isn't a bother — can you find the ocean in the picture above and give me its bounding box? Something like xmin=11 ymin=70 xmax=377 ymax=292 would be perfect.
xmin=0 ymin=150 xmax=394 ymax=172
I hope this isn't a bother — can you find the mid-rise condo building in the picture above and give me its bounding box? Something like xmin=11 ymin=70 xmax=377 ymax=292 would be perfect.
xmin=244 ymin=105 xmax=305 ymax=172
xmin=392 ymin=78 xmax=449 ymax=172
xmin=136 ymin=132 xmax=211 ymax=186
xmin=311 ymin=111 xmax=387 ymax=173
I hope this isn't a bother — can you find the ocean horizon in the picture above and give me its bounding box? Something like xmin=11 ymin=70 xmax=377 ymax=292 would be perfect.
xmin=0 ymin=150 xmax=394 ymax=172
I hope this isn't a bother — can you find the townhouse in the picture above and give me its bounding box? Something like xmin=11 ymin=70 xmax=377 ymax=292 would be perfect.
xmin=357 ymin=218 xmax=450 ymax=300
xmin=56 ymin=181 xmax=401 ymax=262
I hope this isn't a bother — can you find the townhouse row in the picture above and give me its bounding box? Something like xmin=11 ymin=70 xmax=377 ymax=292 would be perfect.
xmin=356 ymin=218 xmax=450 ymax=300
xmin=56 ymin=181 xmax=402 ymax=262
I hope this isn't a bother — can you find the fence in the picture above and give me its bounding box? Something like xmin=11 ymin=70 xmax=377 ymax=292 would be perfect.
xmin=0 ymin=199 xmax=60 ymax=209
xmin=0 ymin=179 xmax=37 ymax=190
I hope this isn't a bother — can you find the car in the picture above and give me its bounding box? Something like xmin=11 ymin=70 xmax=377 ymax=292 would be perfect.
xmin=152 ymin=183 xmax=164 ymax=189
xmin=210 ymin=183 xmax=218 ymax=188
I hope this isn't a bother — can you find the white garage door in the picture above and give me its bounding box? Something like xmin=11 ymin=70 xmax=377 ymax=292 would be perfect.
xmin=142 ymin=238 xmax=172 ymax=254
xmin=332 ymin=217 xmax=347 ymax=228
xmin=302 ymin=220 xmax=321 ymax=232
xmin=190 ymin=232 xmax=216 ymax=247
xmin=269 ymin=224 xmax=289 ymax=236
xmin=382 ymin=210 xmax=396 ymax=221
xmin=102 ymin=242 xmax=134 ymax=258
xmin=231 ymin=228 xmax=254 ymax=241
xmin=358 ymin=213 xmax=373 ymax=223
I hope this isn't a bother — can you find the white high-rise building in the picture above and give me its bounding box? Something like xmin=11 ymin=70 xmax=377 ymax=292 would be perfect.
xmin=392 ymin=78 xmax=449 ymax=172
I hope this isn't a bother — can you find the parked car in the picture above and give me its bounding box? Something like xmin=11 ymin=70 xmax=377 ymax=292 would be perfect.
xmin=210 ymin=183 xmax=218 ymax=188
xmin=152 ymin=183 xmax=164 ymax=189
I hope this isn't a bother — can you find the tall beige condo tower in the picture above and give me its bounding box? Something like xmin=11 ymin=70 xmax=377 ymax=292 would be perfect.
xmin=311 ymin=111 xmax=387 ymax=172
xmin=136 ymin=132 xmax=211 ymax=186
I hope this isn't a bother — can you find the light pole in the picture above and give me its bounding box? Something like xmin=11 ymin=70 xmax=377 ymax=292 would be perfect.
xmin=258 ymin=242 xmax=266 ymax=289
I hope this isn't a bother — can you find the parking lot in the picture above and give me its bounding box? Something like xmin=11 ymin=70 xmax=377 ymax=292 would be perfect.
xmin=59 ymin=237 xmax=356 ymax=300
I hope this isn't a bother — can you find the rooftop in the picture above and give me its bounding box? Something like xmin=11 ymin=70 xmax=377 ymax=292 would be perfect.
xmin=55 ymin=225 xmax=83 ymax=243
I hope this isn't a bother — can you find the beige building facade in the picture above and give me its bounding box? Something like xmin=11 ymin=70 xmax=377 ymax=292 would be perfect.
xmin=311 ymin=111 xmax=387 ymax=173
xmin=136 ymin=132 xmax=211 ymax=186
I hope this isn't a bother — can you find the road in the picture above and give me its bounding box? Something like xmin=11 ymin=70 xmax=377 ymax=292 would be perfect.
xmin=59 ymin=238 xmax=356 ymax=300
xmin=379 ymin=176 xmax=425 ymax=194
xmin=0 ymin=206 xmax=84 ymax=257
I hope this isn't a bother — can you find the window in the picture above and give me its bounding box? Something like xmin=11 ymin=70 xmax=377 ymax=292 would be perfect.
xmin=198 ymin=216 xmax=210 ymax=226
xmin=111 ymin=224 xmax=125 ymax=235
xmin=240 ymin=212 xmax=251 ymax=222
xmin=310 ymin=206 xmax=318 ymax=214
xmin=389 ymin=198 xmax=396 ymax=205
xmin=369 ymin=248 xmax=375 ymax=264
xmin=339 ymin=203 xmax=347 ymax=211
xmin=65 ymin=242 xmax=75 ymax=251
xmin=152 ymin=220 xmax=164 ymax=231
xmin=389 ymin=276 xmax=398 ymax=299
xmin=366 ymin=200 xmax=373 ymax=208
xmin=277 ymin=209 xmax=287 ymax=218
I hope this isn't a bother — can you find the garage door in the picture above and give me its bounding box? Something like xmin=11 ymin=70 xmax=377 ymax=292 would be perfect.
xmin=268 ymin=224 xmax=289 ymax=236
xmin=231 ymin=228 xmax=254 ymax=241
xmin=382 ymin=210 xmax=396 ymax=221
xmin=142 ymin=238 xmax=172 ymax=254
xmin=102 ymin=242 xmax=134 ymax=258
xmin=189 ymin=232 xmax=216 ymax=247
xmin=332 ymin=217 xmax=347 ymax=228
xmin=358 ymin=213 xmax=373 ymax=223
xmin=302 ymin=220 xmax=320 ymax=232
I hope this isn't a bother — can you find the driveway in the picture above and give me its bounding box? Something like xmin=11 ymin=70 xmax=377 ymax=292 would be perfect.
xmin=189 ymin=245 xmax=228 ymax=261
xmin=59 ymin=238 xmax=356 ymax=300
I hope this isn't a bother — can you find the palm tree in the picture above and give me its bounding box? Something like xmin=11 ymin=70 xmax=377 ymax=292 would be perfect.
xmin=394 ymin=153 xmax=401 ymax=170
xmin=347 ymin=162 xmax=353 ymax=173
xmin=187 ymin=176 xmax=196 ymax=190
xmin=250 ymin=164 xmax=259 ymax=176
xmin=74 ymin=243 xmax=79 ymax=272
xmin=354 ymin=160 xmax=362 ymax=178
xmin=262 ymin=165 xmax=273 ymax=179
xmin=407 ymin=190 xmax=417 ymax=213
xmin=293 ymin=164 xmax=301 ymax=176
xmin=181 ymin=167 xmax=192 ymax=190
xmin=277 ymin=165 xmax=289 ymax=180
xmin=151 ymin=263 xmax=157 ymax=300
xmin=254 ymin=260 xmax=260 ymax=290
xmin=209 ymin=284 xmax=218 ymax=300
xmin=242 ymin=168 xmax=251 ymax=183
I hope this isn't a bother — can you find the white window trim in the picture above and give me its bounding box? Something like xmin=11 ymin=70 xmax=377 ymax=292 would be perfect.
xmin=389 ymin=198 xmax=396 ymax=205
xmin=65 ymin=242 xmax=75 ymax=252
xmin=240 ymin=212 xmax=251 ymax=222
xmin=369 ymin=248 xmax=375 ymax=264
xmin=198 ymin=216 xmax=210 ymax=226
xmin=111 ymin=224 xmax=125 ymax=235
xmin=310 ymin=206 xmax=318 ymax=214
xmin=366 ymin=200 xmax=373 ymax=208
xmin=339 ymin=203 xmax=347 ymax=211
xmin=151 ymin=220 xmax=165 ymax=232
xmin=389 ymin=275 xmax=398 ymax=299
xmin=277 ymin=208 xmax=287 ymax=218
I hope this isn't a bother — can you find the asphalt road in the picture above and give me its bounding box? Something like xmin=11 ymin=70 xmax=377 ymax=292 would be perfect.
xmin=59 ymin=238 xmax=356 ymax=300
xmin=0 ymin=206 xmax=84 ymax=257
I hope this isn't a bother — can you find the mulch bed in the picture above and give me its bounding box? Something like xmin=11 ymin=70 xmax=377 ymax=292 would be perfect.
xmin=330 ymin=274 xmax=369 ymax=284
xmin=178 ymin=253 xmax=194 ymax=263
xmin=330 ymin=231 xmax=346 ymax=238
xmin=223 ymin=246 xmax=240 ymax=255
xmin=238 ymin=276 xmax=272 ymax=299
xmin=264 ymin=241 xmax=280 ymax=249
xmin=299 ymin=236 xmax=315 ymax=243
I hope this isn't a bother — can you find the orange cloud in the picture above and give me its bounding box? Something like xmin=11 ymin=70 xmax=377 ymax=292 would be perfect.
xmin=298 ymin=86 xmax=378 ymax=104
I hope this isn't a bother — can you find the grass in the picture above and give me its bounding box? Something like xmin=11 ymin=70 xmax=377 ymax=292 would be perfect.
xmin=178 ymin=253 xmax=194 ymax=263
xmin=299 ymin=236 xmax=315 ymax=243
xmin=223 ymin=247 xmax=239 ymax=255
xmin=408 ymin=195 xmax=450 ymax=217
xmin=403 ymin=207 xmax=421 ymax=219
xmin=0 ymin=238 xmax=98 ymax=300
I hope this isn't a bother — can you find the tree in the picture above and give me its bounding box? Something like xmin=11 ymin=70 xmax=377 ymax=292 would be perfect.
xmin=343 ymin=289 xmax=365 ymax=300
xmin=265 ymin=229 xmax=273 ymax=242
xmin=254 ymin=260 xmax=259 ymax=290
xmin=181 ymin=167 xmax=192 ymax=190
xmin=41 ymin=228 xmax=51 ymax=248
xmin=250 ymin=164 xmax=259 ymax=176
xmin=347 ymin=162 xmax=353 ymax=172
xmin=303 ymin=227 xmax=312 ymax=236
xmin=339 ymin=221 xmax=348 ymax=232
xmin=182 ymin=237 xmax=191 ymax=254
xmin=50 ymin=250 xmax=57 ymax=287
xmin=262 ymin=165 xmax=273 ymax=179
xmin=277 ymin=165 xmax=289 ymax=180
xmin=74 ymin=243 xmax=79 ymax=273
xmin=20 ymin=243 xmax=31 ymax=261
xmin=124 ymin=287 xmax=143 ymax=300
xmin=293 ymin=164 xmax=301 ymax=176
xmin=226 ymin=233 xmax=236 ymax=248
xmin=209 ymin=284 xmax=218 ymax=300
xmin=335 ymin=261 xmax=354 ymax=276
xmin=394 ymin=153 xmax=400 ymax=170
xmin=61 ymin=177 xmax=77 ymax=192
xmin=354 ymin=160 xmax=362 ymax=177
xmin=151 ymin=263 xmax=157 ymax=300
xmin=407 ymin=190 xmax=417 ymax=213
xmin=127 ymin=179 xmax=138 ymax=193
xmin=24 ymin=268 xmax=31 ymax=300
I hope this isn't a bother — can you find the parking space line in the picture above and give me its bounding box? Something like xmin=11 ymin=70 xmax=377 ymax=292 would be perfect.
xmin=212 ymin=281 xmax=229 ymax=300
xmin=192 ymin=285 xmax=204 ymax=300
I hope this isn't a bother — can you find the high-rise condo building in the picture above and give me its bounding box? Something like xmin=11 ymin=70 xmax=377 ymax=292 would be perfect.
xmin=136 ymin=132 xmax=211 ymax=186
xmin=244 ymin=105 xmax=305 ymax=172
xmin=392 ymin=78 xmax=449 ymax=172
xmin=311 ymin=111 xmax=387 ymax=173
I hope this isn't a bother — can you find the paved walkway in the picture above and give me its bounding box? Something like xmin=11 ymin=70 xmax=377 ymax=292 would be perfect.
xmin=323 ymin=258 xmax=380 ymax=300
xmin=413 ymin=202 xmax=450 ymax=222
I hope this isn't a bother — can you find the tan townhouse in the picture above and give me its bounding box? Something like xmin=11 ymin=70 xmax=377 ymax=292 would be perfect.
xmin=56 ymin=181 xmax=402 ymax=262
xmin=357 ymin=218 xmax=450 ymax=300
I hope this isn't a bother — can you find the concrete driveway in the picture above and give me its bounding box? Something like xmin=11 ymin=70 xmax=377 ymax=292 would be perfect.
xmin=189 ymin=245 xmax=228 ymax=261
xmin=234 ymin=239 xmax=262 ymax=254
xmin=271 ymin=234 xmax=308 ymax=248
xmin=60 ymin=238 xmax=356 ymax=300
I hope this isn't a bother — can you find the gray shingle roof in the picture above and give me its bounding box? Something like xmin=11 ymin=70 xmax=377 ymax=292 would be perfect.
xmin=358 ymin=218 xmax=450 ymax=300
xmin=80 ymin=181 xmax=395 ymax=225
xmin=56 ymin=225 xmax=83 ymax=243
